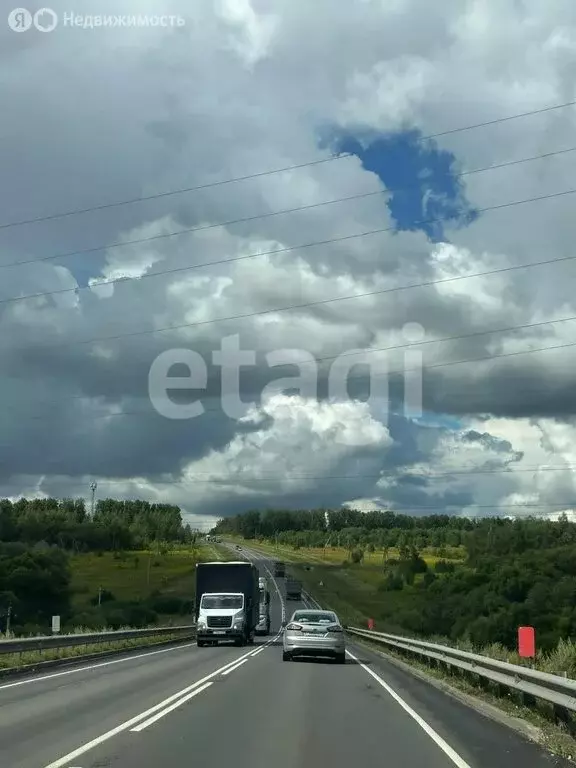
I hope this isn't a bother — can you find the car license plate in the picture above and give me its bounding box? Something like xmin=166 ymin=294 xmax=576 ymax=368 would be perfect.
xmin=213 ymin=630 xmax=226 ymax=634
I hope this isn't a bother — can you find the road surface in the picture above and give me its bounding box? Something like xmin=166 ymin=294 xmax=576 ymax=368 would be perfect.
xmin=0 ymin=547 xmax=570 ymax=768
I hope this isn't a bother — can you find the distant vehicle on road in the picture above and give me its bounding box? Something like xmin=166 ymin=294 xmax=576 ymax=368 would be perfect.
xmin=195 ymin=561 xmax=259 ymax=647
xmin=235 ymin=544 xmax=242 ymax=551
xmin=282 ymin=609 xmax=346 ymax=663
xmin=285 ymin=578 xmax=302 ymax=600
xmin=273 ymin=561 xmax=285 ymax=577
xmin=255 ymin=576 xmax=271 ymax=635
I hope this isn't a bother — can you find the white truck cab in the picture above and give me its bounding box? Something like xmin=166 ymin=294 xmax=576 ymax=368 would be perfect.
xmin=197 ymin=592 xmax=246 ymax=639
xmin=195 ymin=561 xmax=259 ymax=647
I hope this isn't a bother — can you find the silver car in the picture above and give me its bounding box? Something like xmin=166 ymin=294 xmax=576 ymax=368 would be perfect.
xmin=282 ymin=609 xmax=346 ymax=663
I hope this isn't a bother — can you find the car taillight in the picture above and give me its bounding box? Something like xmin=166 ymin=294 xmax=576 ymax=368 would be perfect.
xmin=327 ymin=625 xmax=343 ymax=633
xmin=285 ymin=623 xmax=302 ymax=631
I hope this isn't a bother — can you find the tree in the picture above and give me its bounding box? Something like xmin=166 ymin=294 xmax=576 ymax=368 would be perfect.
xmin=351 ymin=548 xmax=364 ymax=564
xmin=0 ymin=543 xmax=71 ymax=628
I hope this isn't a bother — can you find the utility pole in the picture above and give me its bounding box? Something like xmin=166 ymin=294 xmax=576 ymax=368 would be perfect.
xmin=6 ymin=605 xmax=12 ymax=637
xmin=98 ymin=586 xmax=102 ymax=607
xmin=90 ymin=481 xmax=97 ymax=517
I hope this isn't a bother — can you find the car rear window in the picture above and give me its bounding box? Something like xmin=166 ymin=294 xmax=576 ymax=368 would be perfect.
xmin=293 ymin=612 xmax=337 ymax=623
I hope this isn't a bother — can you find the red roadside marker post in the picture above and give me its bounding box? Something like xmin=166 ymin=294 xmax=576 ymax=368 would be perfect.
xmin=518 ymin=626 xmax=535 ymax=669
xmin=517 ymin=626 xmax=536 ymax=705
xmin=368 ymin=618 xmax=374 ymax=630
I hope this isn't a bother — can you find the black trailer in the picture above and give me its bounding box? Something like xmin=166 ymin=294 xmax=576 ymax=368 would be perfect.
xmin=195 ymin=561 xmax=259 ymax=647
xmin=285 ymin=578 xmax=302 ymax=600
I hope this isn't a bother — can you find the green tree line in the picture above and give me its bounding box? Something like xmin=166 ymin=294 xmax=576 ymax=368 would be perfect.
xmin=214 ymin=508 xmax=576 ymax=652
xmin=0 ymin=497 xmax=195 ymax=635
xmin=0 ymin=497 xmax=194 ymax=551
xmin=213 ymin=507 xmax=477 ymax=540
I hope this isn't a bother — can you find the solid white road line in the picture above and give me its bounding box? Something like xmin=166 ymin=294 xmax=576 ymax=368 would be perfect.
xmin=222 ymin=658 xmax=249 ymax=675
xmin=42 ymin=646 xmax=258 ymax=768
xmin=0 ymin=642 xmax=197 ymax=692
xmin=130 ymin=682 xmax=213 ymax=732
xmin=346 ymin=650 xmax=472 ymax=768
xmin=264 ymin=564 xmax=286 ymax=622
xmin=131 ymin=635 xmax=281 ymax=731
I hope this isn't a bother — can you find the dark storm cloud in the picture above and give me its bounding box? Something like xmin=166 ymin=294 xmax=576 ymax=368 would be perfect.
xmin=2 ymin=0 xmax=576 ymax=520
xmin=425 ymin=364 xmax=576 ymax=419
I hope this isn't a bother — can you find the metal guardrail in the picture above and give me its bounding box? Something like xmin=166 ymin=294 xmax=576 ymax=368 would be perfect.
xmin=346 ymin=626 xmax=576 ymax=713
xmin=270 ymin=567 xmax=576 ymax=713
xmin=0 ymin=625 xmax=196 ymax=655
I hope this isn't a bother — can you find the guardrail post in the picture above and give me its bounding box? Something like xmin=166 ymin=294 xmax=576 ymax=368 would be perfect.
xmin=476 ymin=673 xmax=491 ymax=692
xmin=520 ymin=691 xmax=537 ymax=708
xmin=496 ymin=683 xmax=509 ymax=699
xmin=553 ymin=703 xmax=575 ymax=735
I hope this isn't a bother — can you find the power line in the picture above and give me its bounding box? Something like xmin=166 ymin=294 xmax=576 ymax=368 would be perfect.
xmin=5 ymin=327 xmax=576 ymax=422
xmin=3 ymin=143 xmax=575 ymax=273
xmin=2 ymin=98 xmax=574 ymax=231
xmin=2 ymin=475 xmax=575 ymax=513
xmin=2 ymin=471 xmax=575 ymax=512
xmin=1 ymin=186 xmax=576 ymax=315
xmin=444 ymin=377 xmax=576 ymax=406
xmin=5 ymin=464 xmax=576 ymax=484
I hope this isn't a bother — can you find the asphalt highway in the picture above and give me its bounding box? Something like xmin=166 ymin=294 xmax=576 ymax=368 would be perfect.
xmin=0 ymin=547 xmax=572 ymax=768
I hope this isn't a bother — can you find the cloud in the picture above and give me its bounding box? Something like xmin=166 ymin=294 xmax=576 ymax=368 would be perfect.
xmin=1 ymin=0 xmax=576 ymax=522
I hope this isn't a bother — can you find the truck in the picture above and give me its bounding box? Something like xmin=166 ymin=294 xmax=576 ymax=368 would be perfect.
xmin=273 ymin=560 xmax=286 ymax=577
xmin=285 ymin=578 xmax=302 ymax=600
xmin=255 ymin=575 xmax=271 ymax=635
xmin=195 ymin=561 xmax=259 ymax=647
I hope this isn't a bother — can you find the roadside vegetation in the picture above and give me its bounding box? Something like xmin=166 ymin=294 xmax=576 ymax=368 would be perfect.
xmin=0 ymin=626 xmax=195 ymax=671
xmin=215 ymin=508 xmax=576 ymax=667
xmin=0 ymin=497 xmax=231 ymax=636
xmin=218 ymin=509 xmax=576 ymax=760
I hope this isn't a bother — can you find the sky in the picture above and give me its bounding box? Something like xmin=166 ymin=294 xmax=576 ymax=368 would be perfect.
xmin=1 ymin=0 xmax=576 ymax=529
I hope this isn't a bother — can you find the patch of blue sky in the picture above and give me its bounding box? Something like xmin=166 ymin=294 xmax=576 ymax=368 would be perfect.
xmin=410 ymin=412 xmax=464 ymax=431
xmin=319 ymin=126 xmax=479 ymax=241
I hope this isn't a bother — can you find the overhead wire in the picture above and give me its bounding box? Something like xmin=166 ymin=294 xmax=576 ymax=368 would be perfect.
xmin=0 ymin=187 xmax=575 ymax=327
xmin=4 ymin=320 xmax=576 ymax=422
xmin=1 ymin=98 xmax=574 ymax=231
xmin=5 ymin=465 xmax=576 ymax=483
xmin=4 ymin=470 xmax=576 ymax=512
xmin=2 ymin=144 xmax=576 ymax=273
xmin=3 ymin=102 xmax=576 ymax=505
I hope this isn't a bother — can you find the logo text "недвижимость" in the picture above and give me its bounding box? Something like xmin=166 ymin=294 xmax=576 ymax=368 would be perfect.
xmin=7 ymin=8 xmax=186 ymax=32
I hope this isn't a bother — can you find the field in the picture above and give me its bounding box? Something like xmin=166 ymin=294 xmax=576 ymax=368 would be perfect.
xmin=228 ymin=536 xmax=464 ymax=567
xmin=69 ymin=543 xmax=230 ymax=609
xmin=227 ymin=536 xmax=465 ymax=629
xmin=227 ymin=535 xmax=464 ymax=566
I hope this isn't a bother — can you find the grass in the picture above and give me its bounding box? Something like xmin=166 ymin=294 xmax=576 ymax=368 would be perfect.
xmin=69 ymin=542 xmax=232 ymax=609
xmin=232 ymin=536 xmax=576 ymax=675
xmin=351 ymin=634 xmax=576 ymax=763
xmin=0 ymin=543 xmax=232 ymax=670
xmin=228 ymin=536 xmax=463 ymax=629
xmin=234 ymin=536 xmax=576 ymax=760
xmin=227 ymin=535 xmax=464 ymax=567
xmin=0 ymin=628 xmax=195 ymax=671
